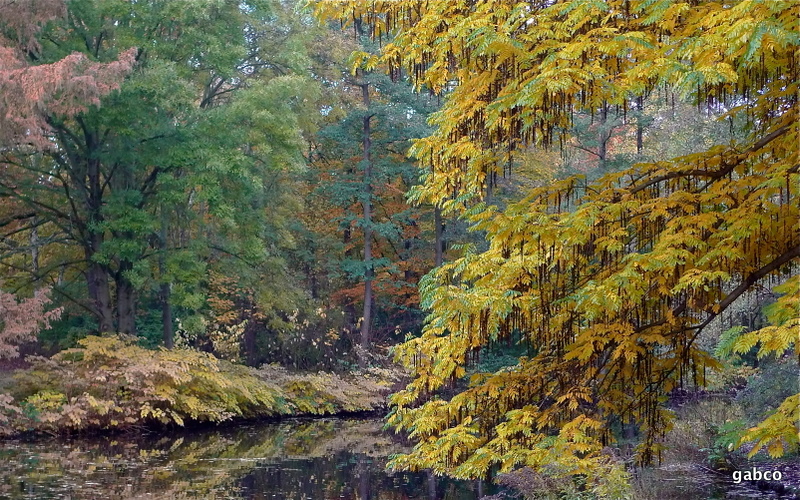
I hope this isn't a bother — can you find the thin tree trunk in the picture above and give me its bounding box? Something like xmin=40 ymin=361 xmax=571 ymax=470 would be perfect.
xmin=434 ymin=206 xmax=443 ymax=267
xmin=159 ymin=209 xmax=173 ymax=348
xmin=360 ymin=81 xmax=373 ymax=357
xmin=161 ymin=281 xmax=172 ymax=347
xmin=30 ymin=221 xmax=39 ymax=278
xmin=343 ymin=224 xmax=357 ymax=333
xmin=403 ymin=219 xmax=416 ymax=283
xmin=427 ymin=470 xmax=437 ymax=499
xmin=636 ymin=96 xmax=643 ymax=155
xmin=243 ymin=314 xmax=257 ymax=366
xmin=598 ymin=103 xmax=608 ymax=169
xmin=358 ymin=456 xmax=370 ymax=500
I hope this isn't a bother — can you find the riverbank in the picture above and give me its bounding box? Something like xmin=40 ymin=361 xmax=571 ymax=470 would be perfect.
xmin=0 ymin=335 xmax=405 ymax=439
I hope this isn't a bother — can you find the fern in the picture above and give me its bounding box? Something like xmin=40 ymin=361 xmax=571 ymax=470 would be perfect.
xmin=2 ymin=335 xmax=398 ymax=435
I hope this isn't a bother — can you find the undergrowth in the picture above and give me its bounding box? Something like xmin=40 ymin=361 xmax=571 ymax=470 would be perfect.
xmin=0 ymin=335 xmax=397 ymax=436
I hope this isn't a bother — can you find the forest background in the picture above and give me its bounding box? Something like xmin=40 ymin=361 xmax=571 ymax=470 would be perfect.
xmin=0 ymin=0 xmax=797 ymax=497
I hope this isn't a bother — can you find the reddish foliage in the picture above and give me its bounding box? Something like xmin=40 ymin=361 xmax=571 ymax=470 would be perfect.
xmin=0 ymin=284 xmax=61 ymax=359
xmin=0 ymin=0 xmax=136 ymax=148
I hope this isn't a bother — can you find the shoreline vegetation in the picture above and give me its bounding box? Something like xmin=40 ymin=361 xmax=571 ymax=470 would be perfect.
xmin=0 ymin=336 xmax=798 ymax=499
xmin=0 ymin=335 xmax=404 ymax=439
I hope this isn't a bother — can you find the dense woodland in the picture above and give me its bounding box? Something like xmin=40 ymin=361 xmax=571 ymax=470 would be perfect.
xmin=0 ymin=0 xmax=797 ymax=498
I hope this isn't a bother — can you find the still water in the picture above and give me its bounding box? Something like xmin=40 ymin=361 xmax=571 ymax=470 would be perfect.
xmin=0 ymin=418 xmax=495 ymax=499
xmin=2 ymin=417 xmax=797 ymax=499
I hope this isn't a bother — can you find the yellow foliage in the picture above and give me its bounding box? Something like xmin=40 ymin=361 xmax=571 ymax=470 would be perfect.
xmin=718 ymin=275 xmax=800 ymax=456
xmin=312 ymin=0 xmax=800 ymax=485
xmin=2 ymin=336 xmax=397 ymax=435
xmin=740 ymin=394 xmax=800 ymax=459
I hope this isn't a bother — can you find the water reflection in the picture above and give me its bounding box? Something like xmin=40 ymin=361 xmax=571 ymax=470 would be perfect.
xmin=0 ymin=418 xmax=494 ymax=499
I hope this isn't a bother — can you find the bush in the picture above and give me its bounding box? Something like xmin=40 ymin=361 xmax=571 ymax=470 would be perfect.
xmin=494 ymin=455 xmax=633 ymax=500
xmin=662 ymin=397 xmax=746 ymax=469
xmin=1 ymin=335 xmax=397 ymax=436
xmin=736 ymin=357 xmax=798 ymax=423
xmin=7 ymin=335 xmax=288 ymax=433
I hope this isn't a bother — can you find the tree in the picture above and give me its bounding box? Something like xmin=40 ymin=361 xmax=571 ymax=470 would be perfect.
xmin=312 ymin=0 xmax=799 ymax=482
xmin=300 ymin=24 xmax=440 ymax=355
xmin=0 ymin=0 xmax=136 ymax=149
xmin=1 ymin=0 xmax=315 ymax=343
xmin=309 ymin=63 xmax=438 ymax=353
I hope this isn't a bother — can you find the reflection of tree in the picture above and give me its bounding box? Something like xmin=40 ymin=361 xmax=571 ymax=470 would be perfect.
xmin=0 ymin=418 xmax=489 ymax=499
xmin=358 ymin=455 xmax=370 ymax=500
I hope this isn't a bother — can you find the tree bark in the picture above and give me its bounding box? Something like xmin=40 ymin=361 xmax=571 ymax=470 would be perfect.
xmin=343 ymin=224 xmax=357 ymax=333
xmin=161 ymin=281 xmax=172 ymax=347
xmin=159 ymin=210 xmax=173 ymax=348
xmin=116 ymin=262 xmax=136 ymax=335
xmin=86 ymin=252 xmax=113 ymax=333
xmin=357 ymin=456 xmax=370 ymax=500
xmin=427 ymin=470 xmax=437 ymax=499
xmin=403 ymin=219 xmax=416 ymax=283
xmin=598 ymin=103 xmax=608 ymax=169
xmin=434 ymin=206 xmax=444 ymax=267
xmin=359 ymin=81 xmax=373 ymax=357
xmin=636 ymin=96 xmax=644 ymax=155
xmin=29 ymin=221 xmax=39 ymax=277
xmin=84 ymin=135 xmax=114 ymax=333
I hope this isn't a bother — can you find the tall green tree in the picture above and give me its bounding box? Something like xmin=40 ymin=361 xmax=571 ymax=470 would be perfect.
xmin=309 ymin=56 xmax=437 ymax=353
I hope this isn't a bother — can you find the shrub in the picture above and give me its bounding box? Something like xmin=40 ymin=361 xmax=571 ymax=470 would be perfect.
xmin=662 ymin=397 xmax=745 ymax=469
xmin=8 ymin=335 xmax=288 ymax=432
xmin=0 ymin=285 xmax=61 ymax=359
xmin=1 ymin=335 xmax=397 ymax=436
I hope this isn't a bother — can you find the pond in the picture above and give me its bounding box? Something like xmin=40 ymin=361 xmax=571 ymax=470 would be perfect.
xmin=1 ymin=417 xmax=797 ymax=499
xmin=0 ymin=417 xmax=496 ymax=500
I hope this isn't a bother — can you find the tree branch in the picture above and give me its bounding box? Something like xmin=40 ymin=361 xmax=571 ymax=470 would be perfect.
xmin=629 ymin=124 xmax=791 ymax=195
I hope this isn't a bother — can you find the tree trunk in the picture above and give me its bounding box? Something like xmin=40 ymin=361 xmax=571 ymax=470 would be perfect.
xmin=159 ymin=210 xmax=173 ymax=348
xmin=86 ymin=255 xmax=113 ymax=333
xmin=636 ymin=96 xmax=644 ymax=155
xmin=403 ymin=219 xmax=416 ymax=283
xmin=161 ymin=282 xmax=172 ymax=347
xmin=343 ymin=224 xmax=357 ymax=333
xmin=598 ymin=103 xmax=608 ymax=169
xmin=116 ymin=262 xmax=136 ymax=335
xmin=357 ymin=456 xmax=370 ymax=500
xmin=427 ymin=470 xmax=437 ymax=499
xmin=359 ymin=81 xmax=373 ymax=357
xmin=434 ymin=206 xmax=444 ymax=267
xmin=84 ymin=141 xmax=114 ymax=333
xmin=243 ymin=315 xmax=257 ymax=366
xmin=29 ymin=221 xmax=39 ymax=277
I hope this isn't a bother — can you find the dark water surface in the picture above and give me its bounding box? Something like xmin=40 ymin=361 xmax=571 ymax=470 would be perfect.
xmin=0 ymin=418 xmax=495 ymax=499
xmin=2 ymin=417 xmax=797 ymax=499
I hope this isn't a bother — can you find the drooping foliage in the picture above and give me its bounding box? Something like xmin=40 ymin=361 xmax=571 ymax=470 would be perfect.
xmin=312 ymin=0 xmax=799 ymax=480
